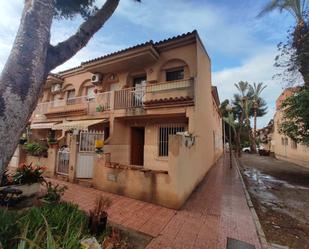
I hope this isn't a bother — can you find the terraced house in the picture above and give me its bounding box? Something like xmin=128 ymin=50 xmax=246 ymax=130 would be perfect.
xmin=19 ymin=31 xmax=223 ymax=208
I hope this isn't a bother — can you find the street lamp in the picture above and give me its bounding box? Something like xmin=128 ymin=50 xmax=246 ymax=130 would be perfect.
xmin=226 ymin=104 xmax=233 ymax=169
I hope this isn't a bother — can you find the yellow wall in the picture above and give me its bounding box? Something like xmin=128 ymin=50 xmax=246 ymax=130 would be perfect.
xmin=92 ymin=37 xmax=223 ymax=209
xmin=32 ymin=33 xmax=223 ymax=208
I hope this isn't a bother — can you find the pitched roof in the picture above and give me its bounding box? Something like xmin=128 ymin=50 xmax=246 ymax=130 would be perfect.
xmin=57 ymin=30 xmax=198 ymax=76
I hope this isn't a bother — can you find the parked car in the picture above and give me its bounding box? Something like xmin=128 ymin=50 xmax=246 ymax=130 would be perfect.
xmin=242 ymin=146 xmax=264 ymax=153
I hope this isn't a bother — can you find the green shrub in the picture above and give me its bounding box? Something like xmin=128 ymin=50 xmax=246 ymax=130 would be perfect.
xmin=0 ymin=203 xmax=89 ymax=249
xmin=24 ymin=142 xmax=48 ymax=157
xmin=0 ymin=208 xmax=20 ymax=248
xmin=13 ymin=163 xmax=45 ymax=185
xmin=40 ymin=182 xmax=68 ymax=204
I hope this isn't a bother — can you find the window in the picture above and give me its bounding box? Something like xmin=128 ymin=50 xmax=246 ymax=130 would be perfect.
xmin=133 ymin=76 xmax=147 ymax=87
xmin=166 ymin=68 xmax=184 ymax=81
xmin=281 ymin=137 xmax=285 ymax=145
xmin=66 ymin=90 xmax=75 ymax=105
xmin=285 ymin=138 xmax=289 ymax=146
xmin=291 ymin=140 xmax=297 ymax=149
xmin=87 ymin=86 xmax=95 ymax=100
xmin=158 ymin=124 xmax=185 ymax=157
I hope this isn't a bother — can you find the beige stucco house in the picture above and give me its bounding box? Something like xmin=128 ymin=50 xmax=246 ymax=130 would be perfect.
xmin=20 ymin=31 xmax=223 ymax=208
xmin=269 ymin=88 xmax=309 ymax=168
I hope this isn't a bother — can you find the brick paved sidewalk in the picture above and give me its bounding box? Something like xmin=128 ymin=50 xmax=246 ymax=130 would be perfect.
xmin=48 ymin=154 xmax=263 ymax=249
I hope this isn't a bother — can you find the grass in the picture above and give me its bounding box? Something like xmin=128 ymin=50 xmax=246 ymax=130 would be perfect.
xmin=0 ymin=202 xmax=89 ymax=249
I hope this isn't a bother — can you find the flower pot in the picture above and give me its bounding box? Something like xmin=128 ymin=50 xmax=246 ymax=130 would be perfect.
xmin=0 ymin=183 xmax=41 ymax=197
xmin=89 ymin=212 xmax=108 ymax=236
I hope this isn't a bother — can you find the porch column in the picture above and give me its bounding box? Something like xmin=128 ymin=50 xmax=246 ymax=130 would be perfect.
xmin=45 ymin=145 xmax=58 ymax=177
xmin=110 ymin=91 xmax=115 ymax=110
xmin=68 ymin=134 xmax=78 ymax=182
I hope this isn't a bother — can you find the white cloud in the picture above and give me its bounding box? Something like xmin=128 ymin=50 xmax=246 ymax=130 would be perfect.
xmin=213 ymin=47 xmax=284 ymax=128
xmin=0 ymin=0 xmax=295 ymax=128
xmin=116 ymin=0 xmax=292 ymax=59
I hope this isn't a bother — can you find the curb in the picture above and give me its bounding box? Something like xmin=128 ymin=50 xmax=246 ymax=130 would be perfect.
xmin=233 ymin=156 xmax=270 ymax=249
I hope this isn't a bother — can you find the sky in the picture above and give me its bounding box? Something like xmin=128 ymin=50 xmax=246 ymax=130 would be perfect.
xmin=0 ymin=0 xmax=299 ymax=128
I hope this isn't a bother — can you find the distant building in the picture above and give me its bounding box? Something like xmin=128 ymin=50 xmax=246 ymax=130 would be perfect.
xmin=269 ymin=87 xmax=309 ymax=168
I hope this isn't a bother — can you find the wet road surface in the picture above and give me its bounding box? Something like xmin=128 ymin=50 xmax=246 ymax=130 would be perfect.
xmin=238 ymin=154 xmax=309 ymax=249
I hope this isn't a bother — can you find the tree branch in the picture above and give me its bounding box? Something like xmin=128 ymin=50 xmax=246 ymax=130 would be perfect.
xmin=46 ymin=0 xmax=120 ymax=71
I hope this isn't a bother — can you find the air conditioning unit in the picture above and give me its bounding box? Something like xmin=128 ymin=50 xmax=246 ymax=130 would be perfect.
xmin=51 ymin=83 xmax=62 ymax=93
xmin=91 ymin=73 xmax=103 ymax=85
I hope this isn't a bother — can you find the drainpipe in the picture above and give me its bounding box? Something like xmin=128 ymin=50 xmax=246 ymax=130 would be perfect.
xmin=57 ymin=129 xmax=66 ymax=142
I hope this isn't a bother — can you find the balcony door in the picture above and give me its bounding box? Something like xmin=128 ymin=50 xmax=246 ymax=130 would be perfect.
xmin=133 ymin=76 xmax=146 ymax=106
xmin=131 ymin=127 xmax=145 ymax=166
xmin=67 ymin=89 xmax=76 ymax=105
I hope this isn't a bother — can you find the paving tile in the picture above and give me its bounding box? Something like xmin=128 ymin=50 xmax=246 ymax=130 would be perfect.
xmin=47 ymin=154 xmax=263 ymax=249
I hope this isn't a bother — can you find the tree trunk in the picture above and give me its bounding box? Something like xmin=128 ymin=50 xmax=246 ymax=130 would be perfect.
xmin=236 ymin=130 xmax=241 ymax=157
xmin=0 ymin=0 xmax=120 ymax=182
xmin=237 ymin=114 xmax=243 ymax=158
xmin=251 ymin=108 xmax=257 ymax=153
xmin=0 ymin=0 xmax=55 ymax=179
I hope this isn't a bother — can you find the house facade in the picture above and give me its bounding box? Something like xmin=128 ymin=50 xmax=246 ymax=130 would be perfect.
xmin=270 ymin=88 xmax=309 ymax=168
xmin=22 ymin=31 xmax=223 ymax=208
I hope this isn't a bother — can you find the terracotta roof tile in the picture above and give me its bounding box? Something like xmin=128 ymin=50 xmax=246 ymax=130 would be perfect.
xmin=81 ymin=41 xmax=154 ymax=65
xmin=56 ymin=30 xmax=197 ymax=75
xmin=143 ymin=96 xmax=193 ymax=105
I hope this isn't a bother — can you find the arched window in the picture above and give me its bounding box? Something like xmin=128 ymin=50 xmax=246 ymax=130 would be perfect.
xmin=159 ymin=59 xmax=190 ymax=82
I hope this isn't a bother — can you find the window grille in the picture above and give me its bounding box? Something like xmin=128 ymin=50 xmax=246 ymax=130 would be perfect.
xmin=158 ymin=123 xmax=186 ymax=157
xmin=166 ymin=68 xmax=184 ymax=81
xmin=79 ymin=130 xmax=104 ymax=153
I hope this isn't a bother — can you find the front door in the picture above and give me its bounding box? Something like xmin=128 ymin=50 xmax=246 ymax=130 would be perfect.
xmin=131 ymin=127 xmax=145 ymax=166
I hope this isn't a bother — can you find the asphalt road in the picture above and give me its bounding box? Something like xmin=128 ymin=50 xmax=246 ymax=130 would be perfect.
xmin=238 ymin=154 xmax=309 ymax=249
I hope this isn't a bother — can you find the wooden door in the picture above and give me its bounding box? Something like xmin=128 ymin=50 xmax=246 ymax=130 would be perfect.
xmin=131 ymin=127 xmax=145 ymax=166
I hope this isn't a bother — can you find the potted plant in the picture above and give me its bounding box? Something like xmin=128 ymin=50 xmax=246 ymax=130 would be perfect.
xmin=0 ymin=163 xmax=46 ymax=197
xmin=96 ymin=104 xmax=105 ymax=112
xmin=89 ymin=196 xmax=111 ymax=236
xmin=95 ymin=139 xmax=104 ymax=154
xmin=47 ymin=130 xmax=58 ymax=148
xmin=24 ymin=142 xmax=48 ymax=157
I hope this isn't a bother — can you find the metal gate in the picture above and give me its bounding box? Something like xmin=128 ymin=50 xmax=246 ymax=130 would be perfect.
xmin=76 ymin=130 xmax=104 ymax=178
xmin=57 ymin=150 xmax=70 ymax=175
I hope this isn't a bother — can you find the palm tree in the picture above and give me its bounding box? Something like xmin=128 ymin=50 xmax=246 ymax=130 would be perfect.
xmin=258 ymin=0 xmax=309 ymax=85
xmin=249 ymin=83 xmax=267 ymax=151
xmin=234 ymin=81 xmax=249 ymax=98
xmin=233 ymin=81 xmax=252 ymax=156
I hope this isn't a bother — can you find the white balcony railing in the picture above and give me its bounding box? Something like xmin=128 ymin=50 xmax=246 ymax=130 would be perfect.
xmin=114 ymin=87 xmax=145 ymax=109
xmin=33 ymin=79 xmax=194 ymax=117
xmin=95 ymin=91 xmax=112 ymax=111
xmin=33 ymin=95 xmax=94 ymax=116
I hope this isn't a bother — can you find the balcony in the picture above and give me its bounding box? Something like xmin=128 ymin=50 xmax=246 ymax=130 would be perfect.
xmin=33 ymin=79 xmax=194 ymax=119
xmin=33 ymin=92 xmax=111 ymax=119
xmin=113 ymin=78 xmax=194 ymax=109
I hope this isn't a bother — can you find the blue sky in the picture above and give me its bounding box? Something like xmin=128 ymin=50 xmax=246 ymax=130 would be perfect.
xmin=0 ymin=0 xmax=300 ymax=128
